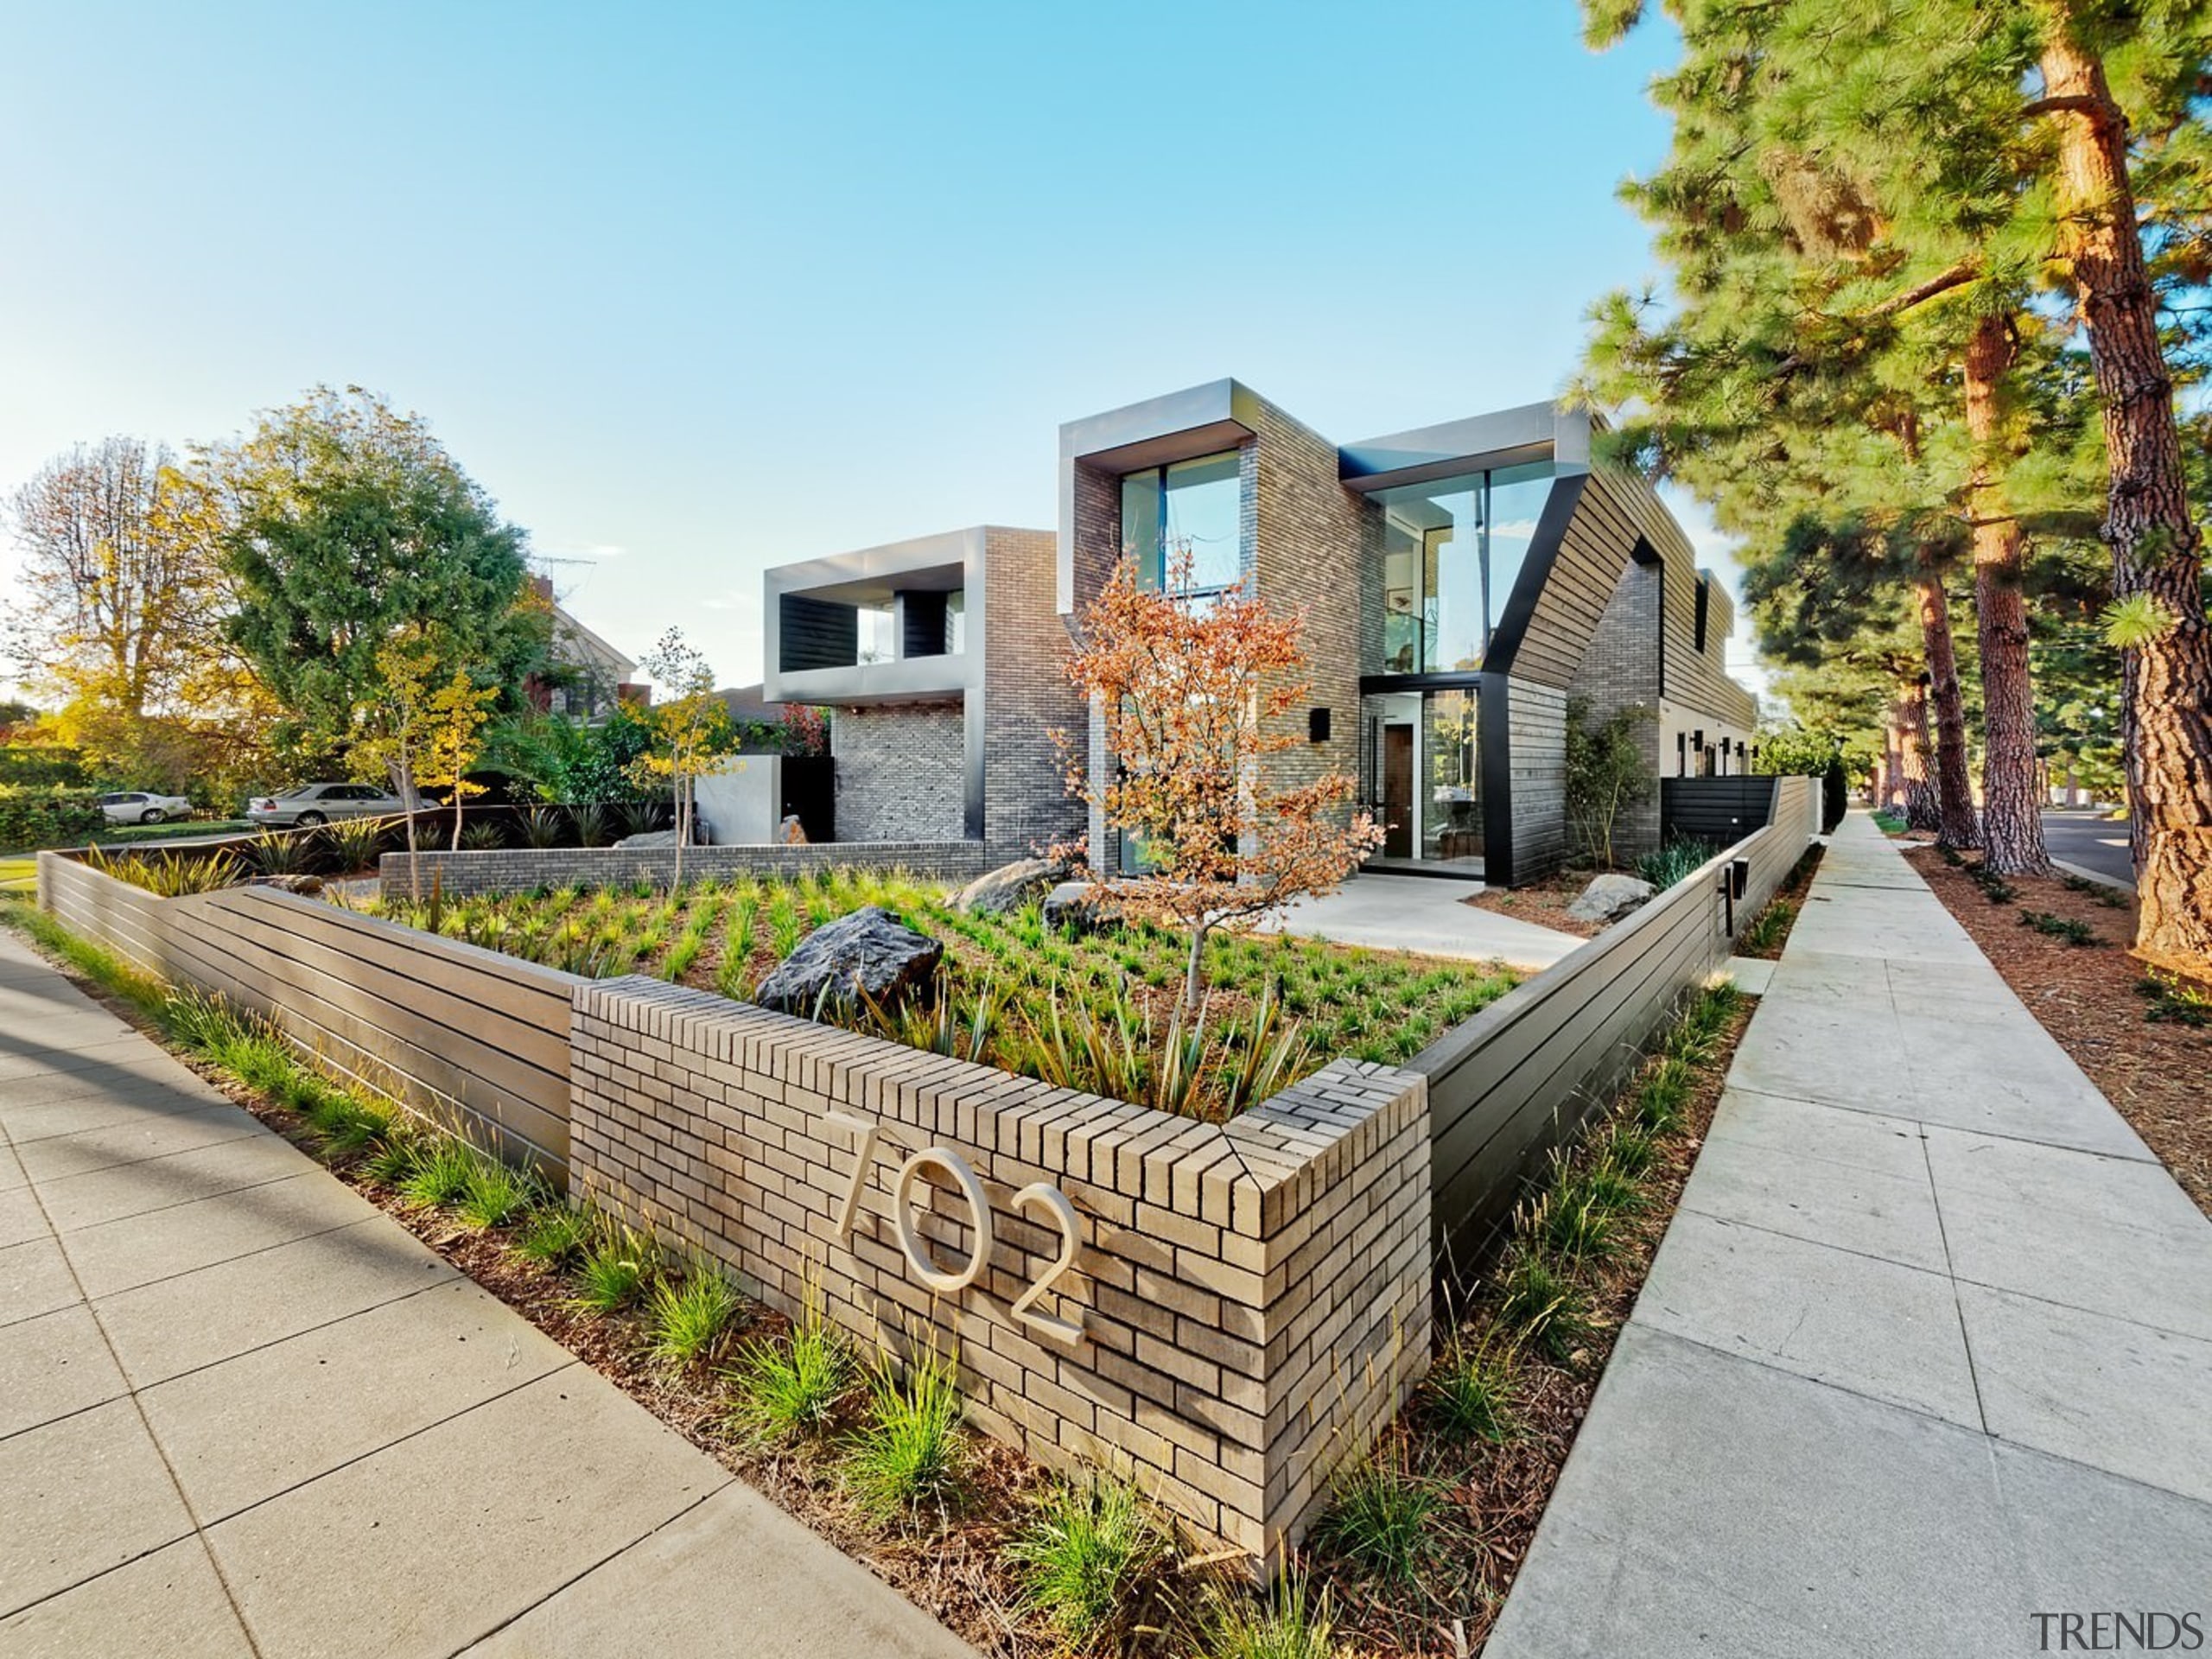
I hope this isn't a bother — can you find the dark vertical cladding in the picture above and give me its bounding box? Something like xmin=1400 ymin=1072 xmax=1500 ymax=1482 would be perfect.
xmin=778 ymin=594 xmax=859 ymax=672
xmin=1480 ymin=674 xmax=1516 ymax=883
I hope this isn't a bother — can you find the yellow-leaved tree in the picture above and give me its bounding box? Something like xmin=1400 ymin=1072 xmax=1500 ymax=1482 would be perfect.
xmin=628 ymin=628 xmax=728 ymax=887
xmin=422 ymin=670 xmax=499 ymax=852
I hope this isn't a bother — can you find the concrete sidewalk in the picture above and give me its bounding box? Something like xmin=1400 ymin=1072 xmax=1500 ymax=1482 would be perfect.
xmin=1487 ymin=813 xmax=2212 ymax=1658
xmin=1262 ymin=873 xmax=1585 ymax=970
xmin=0 ymin=928 xmax=974 ymax=1658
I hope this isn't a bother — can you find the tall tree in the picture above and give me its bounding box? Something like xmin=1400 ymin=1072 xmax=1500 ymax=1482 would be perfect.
xmin=1586 ymin=0 xmax=2212 ymax=963
xmin=6 ymin=436 xmax=264 ymax=787
xmin=629 ymin=628 xmax=729 ymax=887
xmin=207 ymin=386 xmax=545 ymax=770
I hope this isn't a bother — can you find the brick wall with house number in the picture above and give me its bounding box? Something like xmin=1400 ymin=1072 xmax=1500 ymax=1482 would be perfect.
xmin=568 ymin=975 xmax=1431 ymax=1572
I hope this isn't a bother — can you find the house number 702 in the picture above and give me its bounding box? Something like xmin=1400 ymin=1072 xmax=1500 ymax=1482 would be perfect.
xmin=824 ymin=1112 xmax=1085 ymax=1344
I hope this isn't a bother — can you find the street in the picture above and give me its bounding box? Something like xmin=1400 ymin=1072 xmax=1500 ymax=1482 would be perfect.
xmin=2042 ymin=809 xmax=2134 ymax=887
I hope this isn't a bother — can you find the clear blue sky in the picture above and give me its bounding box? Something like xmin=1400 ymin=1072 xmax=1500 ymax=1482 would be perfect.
xmin=0 ymin=1 xmax=1752 ymax=693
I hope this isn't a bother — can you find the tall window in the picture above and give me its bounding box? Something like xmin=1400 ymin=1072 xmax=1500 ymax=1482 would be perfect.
xmin=1122 ymin=452 xmax=1242 ymax=598
xmin=1371 ymin=462 xmax=1555 ymax=675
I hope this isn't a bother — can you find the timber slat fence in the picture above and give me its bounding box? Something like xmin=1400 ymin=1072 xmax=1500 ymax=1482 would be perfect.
xmin=1414 ymin=775 xmax=1818 ymax=1267
xmin=37 ymin=852 xmax=578 ymax=1175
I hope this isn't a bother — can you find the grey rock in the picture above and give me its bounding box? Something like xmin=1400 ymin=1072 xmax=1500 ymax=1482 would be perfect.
xmin=613 ymin=830 xmax=680 ymax=849
xmin=951 ymin=856 xmax=1070 ymax=918
xmin=1566 ymin=872 xmax=1654 ymax=924
xmin=753 ymin=906 xmax=942 ymax=1014
xmin=1042 ymin=880 xmax=1120 ymax=938
xmin=251 ymin=874 xmax=324 ymax=895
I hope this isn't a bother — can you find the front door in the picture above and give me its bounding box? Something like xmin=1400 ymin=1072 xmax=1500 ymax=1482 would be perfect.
xmin=1382 ymin=724 xmax=1414 ymax=858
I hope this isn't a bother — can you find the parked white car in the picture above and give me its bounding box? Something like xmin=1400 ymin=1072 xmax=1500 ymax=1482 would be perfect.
xmin=98 ymin=791 xmax=194 ymax=826
xmin=247 ymin=783 xmax=411 ymax=828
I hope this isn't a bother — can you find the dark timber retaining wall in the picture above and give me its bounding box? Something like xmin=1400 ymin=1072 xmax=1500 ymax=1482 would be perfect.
xmin=37 ymin=851 xmax=580 ymax=1177
xmin=1661 ymin=775 xmax=1783 ymax=846
xmin=1415 ymin=775 xmax=1818 ymax=1268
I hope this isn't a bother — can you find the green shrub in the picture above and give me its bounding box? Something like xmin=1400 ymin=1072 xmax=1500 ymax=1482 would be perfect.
xmin=847 ymin=1343 xmax=964 ymax=1516
xmin=2139 ymin=969 xmax=2212 ymax=1027
xmin=2018 ymin=910 xmax=2097 ymax=946
xmin=645 ymin=1261 xmax=745 ymax=1364
xmin=85 ymin=846 xmax=244 ymax=895
xmin=0 ymin=787 xmax=104 ymax=851
xmin=1310 ymin=1457 xmax=1438 ymax=1585
xmin=1005 ymin=1473 xmax=1168 ymax=1648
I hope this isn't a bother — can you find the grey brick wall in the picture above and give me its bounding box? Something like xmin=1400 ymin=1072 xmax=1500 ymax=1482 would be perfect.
xmin=833 ymin=702 xmax=966 ymax=842
xmin=377 ymin=839 xmax=1003 ymax=899
xmin=570 ymin=976 xmax=1431 ymax=1572
xmin=980 ymin=526 xmax=1086 ymax=855
xmin=1570 ymin=562 xmax=1665 ymax=859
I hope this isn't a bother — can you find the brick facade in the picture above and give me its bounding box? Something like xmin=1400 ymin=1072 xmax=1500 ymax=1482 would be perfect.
xmin=979 ymin=526 xmax=1087 ymax=855
xmin=569 ymin=976 xmax=1431 ymax=1571
xmin=833 ymin=702 xmax=968 ymax=842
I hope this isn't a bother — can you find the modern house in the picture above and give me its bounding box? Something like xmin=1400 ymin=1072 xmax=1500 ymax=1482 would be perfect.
xmin=761 ymin=381 xmax=1757 ymax=885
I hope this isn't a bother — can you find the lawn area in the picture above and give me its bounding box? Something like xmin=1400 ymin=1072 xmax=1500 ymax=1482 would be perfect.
xmin=0 ymin=856 xmax=33 ymax=896
xmin=347 ymin=869 xmax=1517 ymax=1120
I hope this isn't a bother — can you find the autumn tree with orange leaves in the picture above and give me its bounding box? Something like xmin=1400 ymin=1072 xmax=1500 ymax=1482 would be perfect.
xmin=1057 ymin=550 xmax=1383 ymax=1017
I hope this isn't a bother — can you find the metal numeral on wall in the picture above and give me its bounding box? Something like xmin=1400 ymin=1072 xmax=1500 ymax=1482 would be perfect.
xmin=822 ymin=1113 xmax=1085 ymax=1343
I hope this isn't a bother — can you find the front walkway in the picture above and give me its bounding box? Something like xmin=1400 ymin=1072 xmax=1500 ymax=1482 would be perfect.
xmin=1262 ymin=874 xmax=1584 ymax=970
xmin=0 ymin=929 xmax=974 ymax=1658
xmin=1486 ymin=813 xmax=2212 ymax=1657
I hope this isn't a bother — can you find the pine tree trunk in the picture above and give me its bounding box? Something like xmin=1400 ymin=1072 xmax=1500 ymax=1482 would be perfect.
xmin=1900 ymin=683 xmax=1940 ymax=833
xmin=2043 ymin=27 xmax=2212 ymax=969
xmin=1962 ymin=313 xmax=2051 ymax=875
xmin=1912 ymin=565 xmax=1980 ymax=849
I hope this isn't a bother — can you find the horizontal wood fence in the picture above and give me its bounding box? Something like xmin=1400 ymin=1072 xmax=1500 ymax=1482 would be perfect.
xmin=1415 ymin=775 xmax=1818 ymax=1268
xmin=1661 ymin=774 xmax=1786 ymax=845
xmin=37 ymin=851 xmax=580 ymax=1177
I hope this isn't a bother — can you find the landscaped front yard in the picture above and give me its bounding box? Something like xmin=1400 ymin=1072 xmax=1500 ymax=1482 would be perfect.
xmin=344 ymin=868 xmax=1518 ymax=1122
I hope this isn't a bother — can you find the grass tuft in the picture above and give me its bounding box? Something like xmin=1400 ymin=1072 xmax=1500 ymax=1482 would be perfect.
xmin=847 ymin=1341 xmax=964 ymax=1516
xmin=1424 ymin=1334 xmax=1517 ymax=1446
xmin=1005 ymin=1472 xmax=1168 ymax=1649
xmin=728 ymin=1289 xmax=853 ymax=1440
xmin=645 ymin=1260 xmax=746 ymax=1365
xmin=512 ymin=1202 xmax=592 ymax=1266
xmin=1309 ymin=1456 xmax=1439 ymax=1585
xmin=1198 ymin=1570 xmax=1336 ymax=1659
xmin=572 ymin=1220 xmax=657 ymax=1313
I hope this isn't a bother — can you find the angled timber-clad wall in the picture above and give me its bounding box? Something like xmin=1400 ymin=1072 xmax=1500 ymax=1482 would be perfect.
xmin=38 ymin=851 xmax=579 ymax=1175
xmin=570 ymin=976 xmax=1431 ymax=1572
xmin=1416 ymin=777 xmax=1819 ymax=1267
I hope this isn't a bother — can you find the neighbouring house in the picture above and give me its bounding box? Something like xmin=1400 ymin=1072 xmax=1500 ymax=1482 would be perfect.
xmin=761 ymin=525 xmax=1084 ymax=855
xmin=760 ymin=382 xmax=1756 ymax=884
xmin=524 ymin=577 xmax=649 ymax=721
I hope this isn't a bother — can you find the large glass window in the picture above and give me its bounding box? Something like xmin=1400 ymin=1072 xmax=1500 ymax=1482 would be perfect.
xmin=1122 ymin=451 xmax=1243 ymax=597
xmin=1368 ymin=464 xmax=1556 ymax=674
xmin=1421 ymin=690 xmax=1481 ymax=862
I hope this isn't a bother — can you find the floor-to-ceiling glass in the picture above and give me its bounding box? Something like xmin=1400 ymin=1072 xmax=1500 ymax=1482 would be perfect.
xmin=1366 ymin=463 xmax=1556 ymax=675
xmin=1362 ymin=688 xmax=1482 ymax=874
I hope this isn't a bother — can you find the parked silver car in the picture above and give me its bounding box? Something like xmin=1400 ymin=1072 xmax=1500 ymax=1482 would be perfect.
xmin=97 ymin=791 xmax=194 ymax=826
xmin=247 ymin=783 xmax=410 ymax=828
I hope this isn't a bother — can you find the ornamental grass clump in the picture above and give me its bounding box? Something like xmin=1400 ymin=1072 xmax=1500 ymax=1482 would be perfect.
xmin=1425 ymin=1333 xmax=1518 ymax=1446
xmin=1198 ymin=1570 xmax=1337 ymax=1659
xmin=645 ymin=1258 xmax=746 ymax=1365
xmin=728 ymin=1287 xmax=853 ymax=1441
xmin=573 ymin=1219 xmax=657 ymax=1313
xmin=1309 ymin=1456 xmax=1440 ymax=1586
xmin=513 ymin=1201 xmax=592 ymax=1267
xmin=848 ymin=1341 xmax=964 ymax=1516
xmin=1005 ymin=1472 xmax=1171 ymax=1649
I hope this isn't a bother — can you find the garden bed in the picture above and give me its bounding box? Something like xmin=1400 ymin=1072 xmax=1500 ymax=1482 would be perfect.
xmin=1462 ymin=871 xmax=1605 ymax=940
xmin=3 ymin=896 xmax=1753 ymax=1659
xmin=341 ymin=869 xmax=1517 ymax=1122
xmin=1734 ymin=842 xmax=1825 ymax=959
xmin=1905 ymin=847 xmax=2211 ymax=1218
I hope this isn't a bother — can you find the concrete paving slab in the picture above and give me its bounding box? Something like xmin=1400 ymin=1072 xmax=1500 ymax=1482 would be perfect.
xmin=35 ymin=1131 xmax=317 ymax=1235
xmin=1959 ymin=1283 xmax=2212 ymax=1504
xmin=1493 ymin=814 xmax=2212 ymax=1655
xmin=1720 ymin=955 xmax=1773 ymax=995
xmin=92 ymin=1214 xmax=458 ymax=1387
xmin=1677 ymin=1123 xmax=1949 ymax=1272
xmin=1485 ymin=1325 xmax=2021 ymax=1658
xmin=0 ymin=1138 xmax=26 ymax=1193
xmin=0 ymin=1398 xmax=194 ymax=1620
xmin=1635 ymin=1215 xmax=1982 ymax=1428
xmin=0 ymin=1037 xmax=162 ymax=1084
xmin=0 ymin=1073 xmax=235 ymax=1143
xmin=0 ymin=1236 xmax=82 ymax=1328
xmin=0 ymin=1304 xmax=127 ymax=1441
xmin=0 ymin=1184 xmax=52 ymax=1250
xmin=58 ymin=1168 xmax=381 ymax=1300
xmin=141 ymin=1278 xmax=575 ymax=1520
xmin=15 ymin=1103 xmax=273 ymax=1188
xmin=206 ymin=1370 xmax=734 ymax=1659
xmin=0 ymin=1047 xmax=222 ymax=1113
xmin=1704 ymin=1089 xmax=1930 ymax=1183
xmin=1934 ymin=1179 xmax=2212 ymax=1343
xmin=464 ymin=1479 xmax=979 ymax=1659
xmin=0 ymin=1536 xmax=252 ymax=1659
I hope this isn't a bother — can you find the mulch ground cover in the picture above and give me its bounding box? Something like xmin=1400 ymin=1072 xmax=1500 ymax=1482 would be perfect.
xmin=1464 ymin=871 xmax=1606 ymax=940
xmin=1903 ymin=842 xmax=2212 ymax=1219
